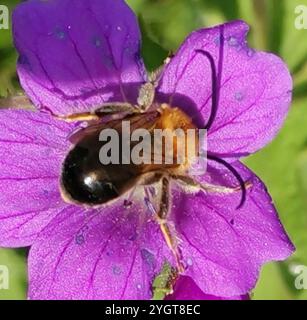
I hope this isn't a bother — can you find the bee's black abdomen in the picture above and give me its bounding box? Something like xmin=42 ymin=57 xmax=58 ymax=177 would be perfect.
xmin=61 ymin=145 xmax=120 ymax=205
xmin=60 ymin=127 xmax=142 ymax=206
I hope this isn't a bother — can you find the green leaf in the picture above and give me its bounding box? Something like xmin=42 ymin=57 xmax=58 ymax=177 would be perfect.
xmin=298 ymin=289 xmax=307 ymax=300
xmin=267 ymin=0 xmax=286 ymax=54
xmin=293 ymin=80 xmax=307 ymax=100
xmin=0 ymin=0 xmax=20 ymax=49
xmin=245 ymin=98 xmax=307 ymax=266
xmin=236 ymin=0 xmax=263 ymax=49
xmin=253 ymin=263 xmax=294 ymax=300
xmin=201 ymin=0 xmax=240 ymax=21
xmin=127 ymin=0 xmax=204 ymax=51
xmin=152 ymin=263 xmax=175 ymax=300
xmin=0 ymin=248 xmax=27 ymax=300
xmin=138 ymin=16 xmax=168 ymax=72
xmin=281 ymin=0 xmax=307 ymax=73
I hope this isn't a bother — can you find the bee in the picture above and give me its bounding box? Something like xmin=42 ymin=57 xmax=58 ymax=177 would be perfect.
xmin=60 ymin=105 xmax=199 ymax=203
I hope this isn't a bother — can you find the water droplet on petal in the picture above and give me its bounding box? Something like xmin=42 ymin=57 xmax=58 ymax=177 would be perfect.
xmin=94 ymin=37 xmax=102 ymax=47
xmin=75 ymin=234 xmax=85 ymax=245
xmin=106 ymin=250 xmax=114 ymax=257
xmin=186 ymin=258 xmax=193 ymax=266
xmin=228 ymin=36 xmax=239 ymax=47
xmin=54 ymin=27 xmax=66 ymax=40
xmin=124 ymin=46 xmax=133 ymax=55
xmin=112 ymin=265 xmax=122 ymax=275
xmin=116 ymin=26 xmax=122 ymax=31
xmin=214 ymin=36 xmax=220 ymax=46
xmin=235 ymin=91 xmax=244 ymax=101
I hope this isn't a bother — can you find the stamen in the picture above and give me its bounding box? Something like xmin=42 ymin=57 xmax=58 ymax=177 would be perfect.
xmin=195 ymin=49 xmax=219 ymax=130
xmin=207 ymin=154 xmax=247 ymax=209
xmin=158 ymin=218 xmax=185 ymax=274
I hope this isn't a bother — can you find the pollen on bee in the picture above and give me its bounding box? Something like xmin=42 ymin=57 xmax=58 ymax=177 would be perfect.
xmin=153 ymin=104 xmax=202 ymax=170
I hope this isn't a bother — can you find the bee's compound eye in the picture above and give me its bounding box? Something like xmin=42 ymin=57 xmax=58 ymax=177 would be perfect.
xmin=61 ymin=146 xmax=119 ymax=205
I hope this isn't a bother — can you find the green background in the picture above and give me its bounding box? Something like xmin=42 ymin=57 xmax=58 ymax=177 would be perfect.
xmin=1 ymin=0 xmax=307 ymax=300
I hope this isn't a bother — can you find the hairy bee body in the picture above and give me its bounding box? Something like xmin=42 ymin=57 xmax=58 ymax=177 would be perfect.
xmin=60 ymin=104 xmax=199 ymax=206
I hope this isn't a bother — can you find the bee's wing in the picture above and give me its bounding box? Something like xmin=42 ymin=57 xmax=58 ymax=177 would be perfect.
xmin=68 ymin=111 xmax=160 ymax=145
xmin=68 ymin=122 xmax=106 ymax=144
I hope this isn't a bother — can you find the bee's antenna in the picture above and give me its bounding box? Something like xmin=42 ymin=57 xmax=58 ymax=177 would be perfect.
xmin=195 ymin=49 xmax=219 ymax=131
xmin=207 ymin=154 xmax=247 ymax=209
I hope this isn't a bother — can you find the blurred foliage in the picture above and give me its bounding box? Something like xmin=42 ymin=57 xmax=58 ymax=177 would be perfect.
xmin=1 ymin=0 xmax=307 ymax=300
xmin=0 ymin=249 xmax=27 ymax=300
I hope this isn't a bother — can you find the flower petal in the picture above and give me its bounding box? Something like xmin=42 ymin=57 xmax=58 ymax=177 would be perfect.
xmin=165 ymin=276 xmax=248 ymax=300
xmin=13 ymin=0 xmax=146 ymax=116
xmin=158 ymin=20 xmax=292 ymax=158
xmin=0 ymin=109 xmax=73 ymax=247
xmin=28 ymin=199 xmax=171 ymax=300
xmin=170 ymin=162 xmax=294 ymax=297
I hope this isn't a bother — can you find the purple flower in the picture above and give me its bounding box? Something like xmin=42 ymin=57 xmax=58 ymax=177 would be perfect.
xmin=165 ymin=276 xmax=249 ymax=300
xmin=0 ymin=0 xmax=294 ymax=300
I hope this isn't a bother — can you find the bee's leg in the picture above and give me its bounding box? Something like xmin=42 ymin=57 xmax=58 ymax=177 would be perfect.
xmin=156 ymin=176 xmax=185 ymax=273
xmin=94 ymin=103 xmax=141 ymax=116
xmin=170 ymin=174 xmax=252 ymax=194
xmin=56 ymin=112 xmax=101 ymax=123
xmin=0 ymin=94 xmax=35 ymax=110
xmin=56 ymin=103 xmax=140 ymax=123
